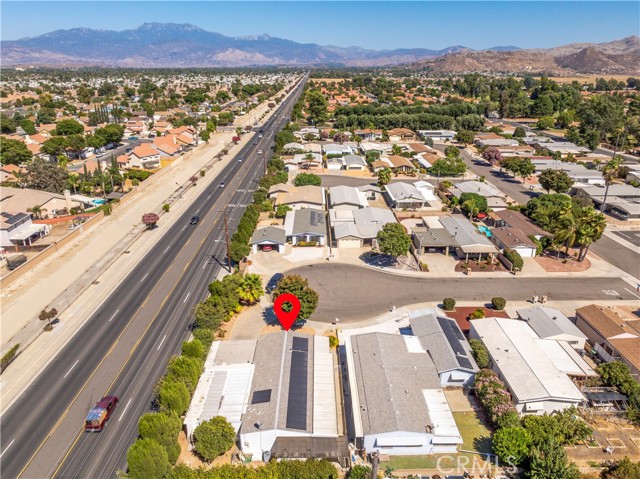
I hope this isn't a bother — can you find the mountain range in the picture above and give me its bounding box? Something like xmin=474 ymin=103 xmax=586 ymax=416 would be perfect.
xmin=1 ymin=23 xmax=638 ymax=74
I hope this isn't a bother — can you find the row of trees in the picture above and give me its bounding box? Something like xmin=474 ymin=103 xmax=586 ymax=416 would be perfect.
xmin=127 ymin=272 xmax=267 ymax=478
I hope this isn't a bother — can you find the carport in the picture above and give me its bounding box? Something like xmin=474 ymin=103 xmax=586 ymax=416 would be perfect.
xmin=250 ymin=226 xmax=286 ymax=254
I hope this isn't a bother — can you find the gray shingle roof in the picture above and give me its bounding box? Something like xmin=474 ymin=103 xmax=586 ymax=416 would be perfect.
xmin=350 ymin=333 xmax=440 ymax=435
xmin=288 ymin=209 xmax=326 ymax=236
xmin=410 ymin=314 xmax=478 ymax=373
xmin=250 ymin=226 xmax=286 ymax=245
xmin=517 ymin=306 xmax=587 ymax=340
xmin=239 ymin=332 xmax=315 ymax=434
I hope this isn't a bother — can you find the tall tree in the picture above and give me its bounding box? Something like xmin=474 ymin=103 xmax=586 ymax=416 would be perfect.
xmin=25 ymin=158 xmax=69 ymax=193
xmin=236 ymin=274 xmax=263 ymax=305
xmin=376 ymin=167 xmax=392 ymax=187
xmin=305 ymin=90 xmax=328 ymax=125
xmin=538 ymin=169 xmax=574 ymax=194
xmin=272 ymin=274 xmax=319 ymax=321
xmin=527 ymin=437 xmax=580 ymax=479
xmin=575 ymin=207 xmax=607 ymax=262
xmin=0 ymin=137 xmax=32 ymax=165
xmin=376 ymin=222 xmax=411 ymax=258
xmin=600 ymin=156 xmax=623 ymax=213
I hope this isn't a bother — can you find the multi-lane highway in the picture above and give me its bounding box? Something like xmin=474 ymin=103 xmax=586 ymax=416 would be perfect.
xmin=0 ymin=76 xmax=306 ymax=479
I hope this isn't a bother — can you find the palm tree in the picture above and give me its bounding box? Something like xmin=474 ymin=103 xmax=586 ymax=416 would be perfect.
xmin=554 ymin=215 xmax=578 ymax=258
xmin=236 ymin=274 xmax=264 ymax=305
xmin=600 ymin=156 xmax=623 ymax=213
xmin=391 ymin=144 xmax=403 ymax=156
xmin=67 ymin=175 xmax=80 ymax=195
xmin=575 ymin=208 xmax=607 ymax=262
xmin=27 ymin=205 xmax=47 ymax=220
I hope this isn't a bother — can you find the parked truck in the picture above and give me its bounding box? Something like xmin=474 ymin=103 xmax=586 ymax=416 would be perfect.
xmin=85 ymin=396 xmax=118 ymax=432
xmin=6 ymin=254 xmax=27 ymax=270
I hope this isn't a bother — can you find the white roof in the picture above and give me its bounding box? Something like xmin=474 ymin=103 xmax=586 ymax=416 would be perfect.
xmin=423 ymin=389 xmax=463 ymax=441
xmin=535 ymin=339 xmax=597 ymax=377
xmin=471 ymin=318 xmax=584 ymax=404
xmin=452 ymin=181 xmax=502 ymax=198
xmin=312 ymin=336 xmax=339 ymax=435
xmin=183 ymin=341 xmax=256 ymax=439
xmin=8 ymin=223 xmax=48 ymax=241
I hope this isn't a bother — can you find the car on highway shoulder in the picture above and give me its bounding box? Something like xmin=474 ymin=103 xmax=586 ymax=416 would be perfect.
xmin=190 ymin=215 xmax=200 ymax=225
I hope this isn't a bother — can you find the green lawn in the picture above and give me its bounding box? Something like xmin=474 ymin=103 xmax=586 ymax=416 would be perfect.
xmin=381 ymin=411 xmax=494 ymax=472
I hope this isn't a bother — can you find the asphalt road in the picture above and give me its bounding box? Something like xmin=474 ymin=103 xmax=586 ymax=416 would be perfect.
xmin=613 ymin=230 xmax=640 ymax=247
xmin=0 ymin=76 xmax=307 ymax=479
xmin=288 ymin=263 xmax=639 ymax=323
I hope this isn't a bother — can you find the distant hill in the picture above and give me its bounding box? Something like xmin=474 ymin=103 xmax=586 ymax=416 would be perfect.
xmin=0 ymin=23 xmax=469 ymax=68
xmin=1 ymin=23 xmax=637 ymax=74
xmin=414 ymin=36 xmax=640 ymax=75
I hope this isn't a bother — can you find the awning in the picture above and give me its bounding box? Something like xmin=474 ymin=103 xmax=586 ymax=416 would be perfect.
xmin=9 ymin=224 xmax=47 ymax=241
xmin=432 ymin=436 xmax=463 ymax=445
xmin=375 ymin=436 xmax=426 ymax=447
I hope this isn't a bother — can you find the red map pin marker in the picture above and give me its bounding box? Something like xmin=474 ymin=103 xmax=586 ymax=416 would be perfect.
xmin=273 ymin=293 xmax=301 ymax=331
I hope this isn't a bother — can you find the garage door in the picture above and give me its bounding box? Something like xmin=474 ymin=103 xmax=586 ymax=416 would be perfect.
xmin=338 ymin=238 xmax=362 ymax=249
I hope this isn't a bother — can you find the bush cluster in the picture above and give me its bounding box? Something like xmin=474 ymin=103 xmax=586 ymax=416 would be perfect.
xmin=503 ymin=248 xmax=524 ymax=271
xmin=599 ymin=362 xmax=640 ymax=425
xmin=442 ymin=297 xmax=456 ymax=311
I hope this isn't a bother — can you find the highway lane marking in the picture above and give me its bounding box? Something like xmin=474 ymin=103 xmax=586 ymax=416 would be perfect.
xmin=118 ymin=399 xmax=132 ymax=422
xmin=624 ymin=288 xmax=640 ymax=299
xmin=140 ymin=273 xmax=149 ymax=283
xmin=0 ymin=439 xmax=15 ymax=458
xmin=107 ymin=309 xmax=119 ymax=323
xmin=181 ymin=225 xmax=187 ymax=231
xmin=43 ymin=96 xmax=297 ymax=479
xmin=63 ymin=360 xmax=80 ymax=379
xmin=183 ymin=292 xmax=191 ymax=304
xmin=164 ymin=246 xmax=170 ymax=254
xmin=157 ymin=335 xmax=167 ymax=351
xmin=195 ymin=208 xmax=200 ymax=214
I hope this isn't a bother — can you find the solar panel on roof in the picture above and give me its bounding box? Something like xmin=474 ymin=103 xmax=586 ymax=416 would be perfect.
xmin=286 ymin=347 xmax=308 ymax=430
xmin=437 ymin=317 xmax=467 ymax=356
xmin=292 ymin=336 xmax=309 ymax=352
xmin=457 ymin=356 xmax=474 ymax=369
xmin=251 ymin=389 xmax=272 ymax=404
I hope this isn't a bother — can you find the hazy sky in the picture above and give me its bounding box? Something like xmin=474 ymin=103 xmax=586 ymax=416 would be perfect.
xmin=2 ymin=1 xmax=638 ymax=50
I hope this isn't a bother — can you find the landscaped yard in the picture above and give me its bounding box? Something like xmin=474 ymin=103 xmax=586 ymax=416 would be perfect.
xmin=381 ymin=410 xmax=494 ymax=472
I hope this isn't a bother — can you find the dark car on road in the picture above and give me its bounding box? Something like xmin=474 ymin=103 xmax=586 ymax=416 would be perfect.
xmin=266 ymin=273 xmax=284 ymax=294
xmin=190 ymin=216 xmax=200 ymax=225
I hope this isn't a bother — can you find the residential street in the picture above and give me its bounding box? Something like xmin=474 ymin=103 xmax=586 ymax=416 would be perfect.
xmin=288 ymin=263 xmax=639 ymax=322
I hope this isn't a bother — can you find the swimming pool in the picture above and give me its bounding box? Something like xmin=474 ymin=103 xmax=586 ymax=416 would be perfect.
xmin=477 ymin=225 xmax=492 ymax=238
xmin=92 ymin=199 xmax=106 ymax=206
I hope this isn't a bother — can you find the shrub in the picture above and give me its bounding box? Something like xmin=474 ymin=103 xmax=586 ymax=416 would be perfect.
xmin=162 ymin=203 xmax=170 ymax=212
xmin=1 ymin=343 xmax=20 ymax=373
xmin=192 ymin=328 xmax=215 ymax=351
xmin=293 ymin=172 xmax=321 ymax=186
xmin=138 ymin=412 xmax=182 ymax=464
xmin=181 ymin=339 xmax=205 ymax=361
xmin=469 ymin=339 xmax=490 ymax=368
xmin=493 ymin=426 xmax=532 ymax=465
xmin=157 ymin=379 xmax=191 ymax=415
xmin=469 ymin=308 xmax=485 ymax=319
xmin=166 ymin=356 xmax=202 ymax=394
xmin=193 ymin=416 xmax=236 ymax=462
xmin=348 ymin=464 xmax=373 ymax=479
xmin=491 ymin=297 xmax=506 ymax=310
xmin=127 ymin=438 xmax=170 ymax=479
xmin=504 ymin=248 xmax=524 ymax=271
xmin=329 ymin=335 xmax=339 ymax=349
xmin=443 ymin=298 xmax=456 ymax=311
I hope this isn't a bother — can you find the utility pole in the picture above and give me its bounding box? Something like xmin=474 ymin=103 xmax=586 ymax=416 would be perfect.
xmin=223 ymin=210 xmax=232 ymax=272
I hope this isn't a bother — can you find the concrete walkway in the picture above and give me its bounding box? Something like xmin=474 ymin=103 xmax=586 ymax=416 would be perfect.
xmin=0 ymin=87 xmax=292 ymax=415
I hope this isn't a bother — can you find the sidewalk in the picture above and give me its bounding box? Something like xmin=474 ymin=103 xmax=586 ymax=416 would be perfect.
xmin=0 ymin=86 xmax=294 ymax=414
